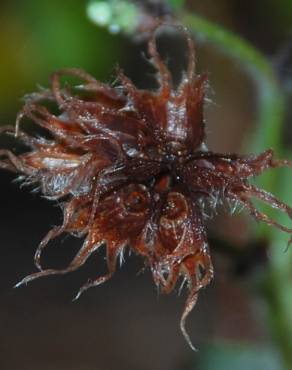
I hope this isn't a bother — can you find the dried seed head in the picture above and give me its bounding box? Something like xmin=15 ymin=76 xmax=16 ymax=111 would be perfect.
xmin=1 ymin=26 xmax=292 ymax=350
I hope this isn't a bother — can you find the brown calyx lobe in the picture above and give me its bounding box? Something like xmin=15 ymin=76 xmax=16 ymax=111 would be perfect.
xmin=137 ymin=71 xmax=207 ymax=159
xmin=117 ymin=26 xmax=207 ymax=161
xmin=159 ymin=192 xmax=189 ymax=252
xmin=165 ymin=73 xmax=207 ymax=154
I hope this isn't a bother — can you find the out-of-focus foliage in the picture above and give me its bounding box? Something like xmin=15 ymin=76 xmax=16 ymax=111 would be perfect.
xmin=87 ymin=0 xmax=139 ymax=34
xmin=0 ymin=1 xmax=124 ymax=122
xmin=254 ymin=0 xmax=292 ymax=36
xmin=169 ymin=0 xmax=185 ymax=9
xmin=192 ymin=343 xmax=282 ymax=370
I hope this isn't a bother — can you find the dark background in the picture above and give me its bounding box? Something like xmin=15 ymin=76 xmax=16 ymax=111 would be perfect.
xmin=0 ymin=1 xmax=292 ymax=370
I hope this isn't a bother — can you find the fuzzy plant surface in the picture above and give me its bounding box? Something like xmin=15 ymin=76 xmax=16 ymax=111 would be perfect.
xmin=1 ymin=26 xmax=292 ymax=349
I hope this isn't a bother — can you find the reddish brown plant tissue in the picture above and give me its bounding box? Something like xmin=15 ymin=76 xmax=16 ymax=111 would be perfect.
xmin=1 ymin=28 xmax=292 ymax=349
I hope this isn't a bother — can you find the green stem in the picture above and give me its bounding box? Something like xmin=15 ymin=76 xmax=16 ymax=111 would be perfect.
xmin=182 ymin=12 xmax=291 ymax=369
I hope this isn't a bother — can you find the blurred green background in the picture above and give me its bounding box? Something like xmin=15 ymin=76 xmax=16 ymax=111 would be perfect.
xmin=0 ymin=1 xmax=292 ymax=370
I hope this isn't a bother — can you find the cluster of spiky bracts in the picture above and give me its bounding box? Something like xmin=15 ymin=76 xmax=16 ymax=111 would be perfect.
xmin=1 ymin=28 xmax=292 ymax=349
